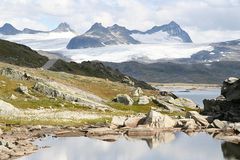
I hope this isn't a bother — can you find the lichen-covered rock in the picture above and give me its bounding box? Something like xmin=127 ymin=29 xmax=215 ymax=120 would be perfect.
xmin=18 ymin=85 xmax=29 ymax=95
xmin=121 ymin=76 xmax=134 ymax=86
xmin=169 ymin=98 xmax=197 ymax=109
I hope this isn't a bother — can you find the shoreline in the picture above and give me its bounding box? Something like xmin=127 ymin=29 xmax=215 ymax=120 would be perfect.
xmin=150 ymin=82 xmax=221 ymax=90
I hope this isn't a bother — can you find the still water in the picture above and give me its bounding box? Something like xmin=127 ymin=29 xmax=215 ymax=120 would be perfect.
xmin=19 ymin=132 xmax=240 ymax=160
xmin=157 ymin=87 xmax=220 ymax=107
xmin=19 ymin=88 xmax=239 ymax=160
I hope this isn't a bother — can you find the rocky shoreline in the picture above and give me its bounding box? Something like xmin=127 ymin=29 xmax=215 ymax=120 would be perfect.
xmin=1 ymin=107 xmax=240 ymax=160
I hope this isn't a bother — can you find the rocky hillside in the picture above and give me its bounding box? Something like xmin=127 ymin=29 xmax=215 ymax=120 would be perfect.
xmin=0 ymin=39 xmax=48 ymax=68
xmin=104 ymin=61 xmax=240 ymax=84
xmin=49 ymin=59 xmax=154 ymax=90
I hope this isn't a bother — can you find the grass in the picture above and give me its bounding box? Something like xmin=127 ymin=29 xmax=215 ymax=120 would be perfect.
xmin=0 ymin=116 xmax=112 ymax=127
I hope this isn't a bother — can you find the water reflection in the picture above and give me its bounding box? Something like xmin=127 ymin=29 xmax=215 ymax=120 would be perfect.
xmin=18 ymin=132 xmax=237 ymax=160
xmin=222 ymin=142 xmax=240 ymax=160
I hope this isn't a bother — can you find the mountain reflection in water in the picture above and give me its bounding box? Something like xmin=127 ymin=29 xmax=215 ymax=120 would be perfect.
xmin=19 ymin=132 xmax=240 ymax=160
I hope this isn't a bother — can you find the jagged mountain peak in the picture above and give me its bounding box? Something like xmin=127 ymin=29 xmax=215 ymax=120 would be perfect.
xmin=51 ymin=22 xmax=75 ymax=32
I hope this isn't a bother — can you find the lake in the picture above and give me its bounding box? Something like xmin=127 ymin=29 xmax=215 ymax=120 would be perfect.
xmin=156 ymin=87 xmax=220 ymax=107
xmin=19 ymin=132 xmax=240 ymax=160
xmin=19 ymin=88 xmax=239 ymax=160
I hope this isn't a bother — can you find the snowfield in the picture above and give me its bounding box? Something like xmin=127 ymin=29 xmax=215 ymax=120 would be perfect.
xmin=0 ymin=33 xmax=212 ymax=63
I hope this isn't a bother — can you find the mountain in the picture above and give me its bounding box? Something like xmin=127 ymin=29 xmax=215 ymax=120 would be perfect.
xmin=67 ymin=23 xmax=140 ymax=49
xmin=0 ymin=23 xmax=21 ymax=35
xmin=131 ymin=21 xmax=192 ymax=43
xmin=0 ymin=39 xmax=48 ymax=67
xmin=0 ymin=22 xmax=75 ymax=35
xmin=51 ymin=22 xmax=75 ymax=33
xmin=190 ymin=39 xmax=240 ymax=62
xmin=67 ymin=21 xmax=192 ymax=49
xmin=104 ymin=61 xmax=240 ymax=84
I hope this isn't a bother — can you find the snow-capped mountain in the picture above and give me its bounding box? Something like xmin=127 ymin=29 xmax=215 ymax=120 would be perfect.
xmin=67 ymin=21 xmax=192 ymax=49
xmin=0 ymin=22 xmax=75 ymax=35
xmin=67 ymin=23 xmax=140 ymax=49
xmin=131 ymin=21 xmax=192 ymax=43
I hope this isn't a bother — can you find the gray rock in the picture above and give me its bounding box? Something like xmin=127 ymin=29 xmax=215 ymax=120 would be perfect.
xmin=133 ymin=87 xmax=143 ymax=97
xmin=222 ymin=77 xmax=240 ymax=101
xmin=153 ymin=98 xmax=182 ymax=112
xmin=186 ymin=111 xmax=209 ymax=127
xmin=114 ymin=94 xmax=134 ymax=106
xmin=0 ymin=68 xmax=32 ymax=80
xmin=169 ymin=98 xmax=197 ymax=109
xmin=144 ymin=110 xmax=176 ymax=128
xmin=213 ymin=119 xmax=227 ymax=129
xmin=111 ymin=116 xmax=127 ymax=127
xmin=18 ymin=85 xmax=29 ymax=95
xmin=138 ymin=96 xmax=150 ymax=105
xmin=34 ymin=81 xmax=111 ymax=110
xmin=183 ymin=119 xmax=198 ymax=130
xmin=124 ymin=116 xmax=144 ymax=128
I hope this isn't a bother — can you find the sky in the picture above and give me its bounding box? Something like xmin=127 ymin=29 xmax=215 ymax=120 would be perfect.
xmin=0 ymin=0 xmax=240 ymax=43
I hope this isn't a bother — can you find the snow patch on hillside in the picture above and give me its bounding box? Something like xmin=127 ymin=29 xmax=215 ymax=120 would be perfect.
xmin=131 ymin=31 xmax=183 ymax=44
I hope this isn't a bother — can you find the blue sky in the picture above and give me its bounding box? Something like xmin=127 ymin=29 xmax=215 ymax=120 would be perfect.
xmin=0 ymin=0 xmax=240 ymax=42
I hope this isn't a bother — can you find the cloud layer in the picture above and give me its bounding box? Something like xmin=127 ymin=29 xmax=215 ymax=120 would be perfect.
xmin=0 ymin=0 xmax=240 ymax=43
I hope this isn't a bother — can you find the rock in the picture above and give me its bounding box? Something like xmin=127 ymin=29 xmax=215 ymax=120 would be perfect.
xmin=127 ymin=127 xmax=156 ymax=136
xmin=29 ymin=125 xmax=42 ymax=131
xmin=214 ymin=133 xmax=240 ymax=144
xmin=114 ymin=94 xmax=134 ymax=106
xmin=153 ymin=98 xmax=182 ymax=112
xmin=124 ymin=116 xmax=144 ymax=128
xmin=203 ymin=77 xmax=240 ymax=122
xmin=213 ymin=119 xmax=227 ymax=129
xmin=18 ymin=85 xmax=29 ymax=95
xmin=138 ymin=96 xmax=150 ymax=105
xmin=144 ymin=110 xmax=176 ymax=128
xmin=34 ymin=81 xmax=111 ymax=110
xmin=169 ymin=98 xmax=197 ymax=109
xmin=0 ymin=128 xmax=2 ymax=135
xmin=121 ymin=76 xmax=134 ymax=86
xmin=0 ymin=99 xmax=19 ymax=113
xmin=133 ymin=87 xmax=143 ymax=97
xmin=86 ymin=127 xmax=117 ymax=136
xmin=159 ymin=91 xmax=178 ymax=99
xmin=0 ymin=68 xmax=32 ymax=80
xmin=222 ymin=77 xmax=240 ymax=101
xmin=186 ymin=111 xmax=200 ymax=118
xmin=233 ymin=123 xmax=240 ymax=132
xmin=111 ymin=116 xmax=127 ymax=127
xmin=186 ymin=111 xmax=209 ymax=127
xmin=9 ymin=94 xmax=17 ymax=100
xmin=183 ymin=119 xmax=198 ymax=130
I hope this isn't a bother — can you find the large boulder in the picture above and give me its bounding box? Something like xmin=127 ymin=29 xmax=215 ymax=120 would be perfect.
xmin=111 ymin=116 xmax=127 ymax=127
xmin=186 ymin=111 xmax=209 ymax=127
xmin=144 ymin=110 xmax=176 ymax=128
xmin=213 ymin=119 xmax=228 ymax=129
xmin=114 ymin=94 xmax=134 ymax=106
xmin=221 ymin=77 xmax=240 ymax=101
xmin=138 ymin=96 xmax=150 ymax=105
xmin=18 ymin=85 xmax=29 ymax=95
xmin=153 ymin=98 xmax=182 ymax=112
xmin=203 ymin=77 xmax=240 ymax=122
xmin=169 ymin=98 xmax=197 ymax=109
xmin=133 ymin=87 xmax=143 ymax=97
xmin=124 ymin=116 xmax=145 ymax=128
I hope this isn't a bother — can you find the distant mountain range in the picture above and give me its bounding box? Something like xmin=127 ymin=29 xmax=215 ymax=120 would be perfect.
xmin=0 ymin=22 xmax=75 ymax=35
xmin=67 ymin=21 xmax=192 ymax=49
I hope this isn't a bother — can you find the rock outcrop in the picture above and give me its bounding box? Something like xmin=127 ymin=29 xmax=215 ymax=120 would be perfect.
xmin=0 ymin=100 xmax=19 ymax=114
xmin=203 ymin=77 xmax=240 ymax=122
xmin=113 ymin=94 xmax=134 ymax=106
xmin=34 ymin=81 xmax=110 ymax=110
